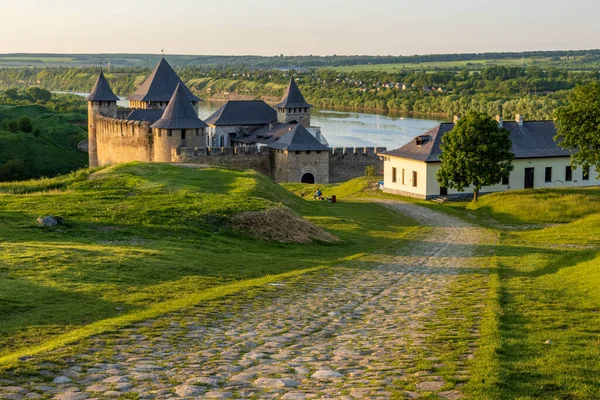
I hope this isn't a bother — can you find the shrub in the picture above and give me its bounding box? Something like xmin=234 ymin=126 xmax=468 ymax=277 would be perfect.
xmin=6 ymin=120 xmax=19 ymax=132
xmin=0 ymin=159 xmax=32 ymax=182
xmin=365 ymin=165 xmax=376 ymax=177
xmin=18 ymin=116 xmax=33 ymax=133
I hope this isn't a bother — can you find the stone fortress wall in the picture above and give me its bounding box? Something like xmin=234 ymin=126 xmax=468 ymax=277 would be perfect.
xmin=329 ymin=147 xmax=387 ymax=183
xmin=95 ymin=116 xmax=153 ymax=165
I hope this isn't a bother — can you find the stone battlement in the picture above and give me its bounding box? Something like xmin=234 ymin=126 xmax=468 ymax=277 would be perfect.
xmin=172 ymin=146 xmax=272 ymax=176
xmin=330 ymin=147 xmax=387 ymax=156
xmin=95 ymin=116 xmax=154 ymax=165
xmin=96 ymin=116 xmax=152 ymax=137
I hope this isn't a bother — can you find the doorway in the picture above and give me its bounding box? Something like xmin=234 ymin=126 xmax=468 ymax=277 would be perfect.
xmin=524 ymin=168 xmax=535 ymax=189
xmin=301 ymin=173 xmax=315 ymax=184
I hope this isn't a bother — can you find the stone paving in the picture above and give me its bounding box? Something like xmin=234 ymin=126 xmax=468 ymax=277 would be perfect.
xmin=1 ymin=201 xmax=490 ymax=399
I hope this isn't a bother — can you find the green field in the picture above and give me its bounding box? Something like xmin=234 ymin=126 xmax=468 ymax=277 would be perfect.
xmin=321 ymin=57 xmax=570 ymax=72
xmin=0 ymin=164 xmax=415 ymax=369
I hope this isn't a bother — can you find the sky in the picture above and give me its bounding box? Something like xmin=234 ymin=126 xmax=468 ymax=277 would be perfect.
xmin=1 ymin=0 xmax=598 ymax=56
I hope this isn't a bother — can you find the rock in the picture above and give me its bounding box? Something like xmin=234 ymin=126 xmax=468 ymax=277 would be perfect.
xmin=174 ymin=384 xmax=205 ymax=397
xmin=52 ymin=392 xmax=89 ymax=400
xmin=254 ymin=377 xmax=300 ymax=388
xmin=52 ymin=376 xmax=72 ymax=384
xmin=77 ymin=140 xmax=89 ymax=153
xmin=186 ymin=376 xmax=220 ymax=387
xmin=37 ymin=216 xmax=60 ymax=228
xmin=416 ymin=381 xmax=446 ymax=391
xmin=2 ymin=387 xmax=29 ymax=394
xmin=102 ymin=376 xmax=128 ymax=384
xmin=203 ymin=391 xmax=233 ymax=399
xmin=438 ymin=390 xmax=464 ymax=399
xmin=545 ymin=339 xmax=553 ymax=345
xmin=310 ymin=369 xmax=343 ymax=380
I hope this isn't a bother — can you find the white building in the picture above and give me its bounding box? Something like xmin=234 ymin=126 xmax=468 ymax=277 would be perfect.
xmin=379 ymin=115 xmax=599 ymax=199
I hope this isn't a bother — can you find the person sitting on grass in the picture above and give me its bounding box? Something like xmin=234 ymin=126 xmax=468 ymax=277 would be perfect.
xmin=313 ymin=188 xmax=323 ymax=200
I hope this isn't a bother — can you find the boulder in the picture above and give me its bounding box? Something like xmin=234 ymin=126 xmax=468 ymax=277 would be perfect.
xmin=37 ymin=216 xmax=64 ymax=227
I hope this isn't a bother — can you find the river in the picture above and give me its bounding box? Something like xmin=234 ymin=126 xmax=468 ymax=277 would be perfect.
xmin=58 ymin=92 xmax=446 ymax=149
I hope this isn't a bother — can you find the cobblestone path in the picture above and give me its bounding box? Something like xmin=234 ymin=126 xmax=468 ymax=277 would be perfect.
xmin=1 ymin=201 xmax=492 ymax=400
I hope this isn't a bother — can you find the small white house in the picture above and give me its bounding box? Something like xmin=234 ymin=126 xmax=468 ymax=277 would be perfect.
xmin=379 ymin=115 xmax=599 ymax=199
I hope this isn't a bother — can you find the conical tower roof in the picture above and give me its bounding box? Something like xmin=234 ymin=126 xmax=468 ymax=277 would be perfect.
xmin=128 ymin=58 xmax=199 ymax=102
xmin=151 ymin=84 xmax=207 ymax=130
xmin=269 ymin=124 xmax=328 ymax=151
xmin=276 ymin=77 xmax=311 ymax=109
xmin=86 ymin=71 xmax=119 ymax=102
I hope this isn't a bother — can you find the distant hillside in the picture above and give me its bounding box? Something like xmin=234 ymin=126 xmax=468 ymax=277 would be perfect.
xmin=0 ymin=105 xmax=87 ymax=180
xmin=1 ymin=49 xmax=600 ymax=68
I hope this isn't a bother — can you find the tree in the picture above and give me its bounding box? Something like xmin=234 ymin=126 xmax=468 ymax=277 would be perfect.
xmin=26 ymin=87 xmax=52 ymax=102
xmin=0 ymin=159 xmax=31 ymax=182
xmin=554 ymin=82 xmax=600 ymax=172
xmin=18 ymin=116 xmax=33 ymax=133
xmin=437 ymin=111 xmax=514 ymax=201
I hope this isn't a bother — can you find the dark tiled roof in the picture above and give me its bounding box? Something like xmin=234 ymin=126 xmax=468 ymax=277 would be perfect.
xmin=204 ymin=100 xmax=277 ymax=126
xmin=275 ymin=77 xmax=311 ymax=109
xmin=151 ymin=84 xmax=207 ymax=130
xmin=269 ymin=124 xmax=329 ymax=151
xmin=87 ymin=71 xmax=119 ymax=102
xmin=127 ymin=109 xmax=164 ymax=124
xmin=381 ymin=120 xmax=574 ymax=162
xmin=128 ymin=58 xmax=199 ymax=102
xmin=233 ymin=123 xmax=295 ymax=145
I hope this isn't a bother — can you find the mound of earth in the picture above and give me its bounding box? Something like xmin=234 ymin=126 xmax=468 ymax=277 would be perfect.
xmin=231 ymin=207 xmax=339 ymax=244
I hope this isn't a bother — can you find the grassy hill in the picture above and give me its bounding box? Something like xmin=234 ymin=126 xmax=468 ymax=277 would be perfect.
xmin=0 ymin=105 xmax=87 ymax=179
xmin=0 ymin=164 xmax=415 ymax=369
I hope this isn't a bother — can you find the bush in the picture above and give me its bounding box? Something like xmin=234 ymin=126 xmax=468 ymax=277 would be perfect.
xmin=0 ymin=159 xmax=32 ymax=182
xmin=18 ymin=116 xmax=33 ymax=133
xmin=6 ymin=120 xmax=19 ymax=132
xmin=365 ymin=165 xmax=376 ymax=177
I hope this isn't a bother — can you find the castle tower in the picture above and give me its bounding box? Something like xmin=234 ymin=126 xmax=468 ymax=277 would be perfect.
xmin=86 ymin=71 xmax=119 ymax=167
xmin=127 ymin=58 xmax=199 ymax=111
xmin=151 ymin=83 xmax=208 ymax=162
xmin=276 ymin=77 xmax=312 ymax=127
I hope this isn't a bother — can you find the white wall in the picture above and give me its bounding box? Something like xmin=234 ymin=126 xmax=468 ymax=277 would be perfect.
xmin=383 ymin=155 xmax=599 ymax=199
xmin=382 ymin=157 xmax=429 ymax=198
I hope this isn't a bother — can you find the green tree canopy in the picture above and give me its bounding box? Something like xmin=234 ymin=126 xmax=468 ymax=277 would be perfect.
xmin=437 ymin=111 xmax=515 ymax=201
xmin=554 ymin=82 xmax=600 ymax=172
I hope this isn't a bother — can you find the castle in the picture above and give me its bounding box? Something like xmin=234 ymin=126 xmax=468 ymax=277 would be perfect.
xmin=87 ymin=58 xmax=384 ymax=183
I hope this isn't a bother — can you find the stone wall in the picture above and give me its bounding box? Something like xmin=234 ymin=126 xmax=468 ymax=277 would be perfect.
xmin=273 ymin=150 xmax=330 ymax=184
xmin=172 ymin=146 xmax=273 ymax=177
xmin=88 ymin=101 xmax=117 ymax=167
xmin=329 ymin=147 xmax=387 ymax=183
xmin=277 ymin=109 xmax=310 ymax=127
xmin=95 ymin=116 xmax=153 ymax=166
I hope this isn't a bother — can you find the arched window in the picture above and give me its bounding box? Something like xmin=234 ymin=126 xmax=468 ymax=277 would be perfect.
xmin=219 ymin=135 xmax=225 ymax=147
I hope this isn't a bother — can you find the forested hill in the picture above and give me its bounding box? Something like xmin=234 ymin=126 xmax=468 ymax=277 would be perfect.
xmin=1 ymin=49 xmax=600 ymax=68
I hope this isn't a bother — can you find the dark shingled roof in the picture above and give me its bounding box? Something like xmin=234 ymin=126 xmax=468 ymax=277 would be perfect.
xmin=127 ymin=109 xmax=164 ymax=124
xmin=151 ymin=84 xmax=207 ymax=130
xmin=204 ymin=100 xmax=277 ymax=126
xmin=128 ymin=58 xmax=199 ymax=102
xmin=233 ymin=123 xmax=295 ymax=145
xmin=276 ymin=77 xmax=311 ymax=109
xmin=269 ymin=124 xmax=329 ymax=151
xmin=381 ymin=120 xmax=574 ymax=162
xmin=86 ymin=71 xmax=119 ymax=102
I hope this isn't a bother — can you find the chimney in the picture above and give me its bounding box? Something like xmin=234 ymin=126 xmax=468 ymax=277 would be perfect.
xmin=453 ymin=115 xmax=460 ymax=124
xmin=515 ymin=114 xmax=524 ymax=126
xmin=495 ymin=115 xmax=503 ymax=128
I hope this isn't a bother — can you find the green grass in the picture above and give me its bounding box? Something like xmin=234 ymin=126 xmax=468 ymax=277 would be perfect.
xmin=282 ymin=176 xmax=380 ymax=200
xmin=0 ymin=163 xmax=416 ymax=370
xmin=321 ymin=58 xmax=557 ymax=72
xmin=0 ymin=105 xmax=87 ymax=178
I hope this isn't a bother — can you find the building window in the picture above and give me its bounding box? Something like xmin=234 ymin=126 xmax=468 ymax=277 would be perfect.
xmin=412 ymin=171 xmax=418 ymax=187
xmin=545 ymin=167 xmax=552 ymax=183
xmin=167 ymin=130 xmax=172 ymax=137
xmin=583 ymin=166 xmax=590 ymax=181
xmin=306 ymin=151 xmax=311 ymax=154
xmin=502 ymin=175 xmax=509 ymax=185
xmin=402 ymin=169 xmax=405 ymax=185
xmin=565 ymin=166 xmax=572 ymax=182
xmin=392 ymin=167 xmax=397 ymax=183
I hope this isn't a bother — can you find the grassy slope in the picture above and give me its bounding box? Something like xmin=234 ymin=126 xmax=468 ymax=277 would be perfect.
xmin=435 ymin=188 xmax=600 ymax=398
xmin=0 ymin=164 xmax=415 ymax=369
xmin=0 ymin=105 xmax=87 ymax=178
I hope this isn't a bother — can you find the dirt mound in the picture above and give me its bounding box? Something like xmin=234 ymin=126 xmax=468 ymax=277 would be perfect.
xmin=231 ymin=207 xmax=339 ymax=244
